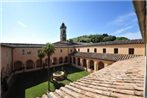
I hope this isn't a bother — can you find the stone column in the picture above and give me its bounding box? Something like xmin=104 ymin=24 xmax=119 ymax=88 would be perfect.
xmin=75 ymin=57 xmax=78 ymax=66
xmin=104 ymin=63 xmax=108 ymax=68
xmin=86 ymin=59 xmax=90 ymax=72
xmin=80 ymin=58 xmax=84 ymax=69
xmin=94 ymin=61 xmax=97 ymax=72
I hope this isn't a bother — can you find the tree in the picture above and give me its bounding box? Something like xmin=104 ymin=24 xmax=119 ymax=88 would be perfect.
xmin=37 ymin=49 xmax=45 ymax=68
xmin=68 ymin=39 xmax=73 ymax=43
xmin=43 ymin=43 xmax=55 ymax=92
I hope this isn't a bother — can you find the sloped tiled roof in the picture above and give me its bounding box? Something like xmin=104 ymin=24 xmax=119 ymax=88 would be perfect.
xmin=70 ymin=52 xmax=141 ymax=61
xmin=46 ymin=56 xmax=145 ymax=98
xmin=53 ymin=41 xmax=81 ymax=47
xmin=0 ymin=41 xmax=80 ymax=48
xmin=75 ymin=39 xmax=144 ymax=47
xmin=1 ymin=43 xmax=45 ymax=48
xmin=1 ymin=39 xmax=144 ymax=48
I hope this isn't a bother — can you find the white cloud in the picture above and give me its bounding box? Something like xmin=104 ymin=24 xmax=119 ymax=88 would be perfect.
xmin=17 ymin=21 xmax=27 ymax=28
xmin=117 ymin=32 xmax=142 ymax=39
xmin=113 ymin=25 xmax=135 ymax=34
xmin=109 ymin=12 xmax=136 ymax=26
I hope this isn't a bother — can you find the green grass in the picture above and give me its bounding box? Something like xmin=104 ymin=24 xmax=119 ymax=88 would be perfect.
xmin=7 ymin=65 xmax=89 ymax=98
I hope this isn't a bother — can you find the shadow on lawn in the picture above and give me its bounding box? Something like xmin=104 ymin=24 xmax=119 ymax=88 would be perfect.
xmin=6 ymin=65 xmax=83 ymax=98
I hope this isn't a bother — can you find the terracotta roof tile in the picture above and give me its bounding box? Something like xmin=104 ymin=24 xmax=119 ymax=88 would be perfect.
xmin=46 ymin=56 xmax=145 ymax=98
xmin=70 ymin=52 xmax=141 ymax=61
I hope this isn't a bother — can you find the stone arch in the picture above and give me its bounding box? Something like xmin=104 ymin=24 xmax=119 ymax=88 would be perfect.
xmin=26 ymin=60 xmax=34 ymax=69
xmin=70 ymin=56 xmax=72 ymax=64
xmin=77 ymin=58 xmax=80 ymax=66
xmin=52 ymin=57 xmax=57 ymax=65
xmin=82 ymin=59 xmax=87 ymax=68
xmin=89 ymin=60 xmax=94 ymax=71
xmin=45 ymin=58 xmax=48 ymax=66
xmin=36 ymin=59 xmax=41 ymax=68
xmin=64 ymin=56 xmax=68 ymax=63
xmin=98 ymin=61 xmax=104 ymax=70
xmin=73 ymin=57 xmax=76 ymax=64
xmin=14 ymin=61 xmax=24 ymax=71
xmin=1 ymin=67 xmax=5 ymax=79
xmin=59 ymin=57 xmax=63 ymax=64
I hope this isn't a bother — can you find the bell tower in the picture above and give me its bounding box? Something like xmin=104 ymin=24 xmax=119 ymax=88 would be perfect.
xmin=60 ymin=23 xmax=67 ymax=41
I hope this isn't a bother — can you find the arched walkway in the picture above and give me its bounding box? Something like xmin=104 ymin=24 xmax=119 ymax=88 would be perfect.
xmin=70 ymin=57 xmax=72 ymax=64
xmin=64 ymin=56 xmax=68 ymax=63
xmin=73 ymin=57 xmax=76 ymax=64
xmin=26 ymin=60 xmax=34 ymax=69
xmin=77 ymin=58 xmax=80 ymax=66
xmin=59 ymin=57 xmax=63 ymax=64
xmin=14 ymin=61 xmax=24 ymax=71
xmin=36 ymin=59 xmax=41 ymax=68
xmin=52 ymin=57 xmax=57 ymax=65
xmin=82 ymin=59 xmax=87 ymax=68
xmin=98 ymin=61 xmax=104 ymax=70
xmin=89 ymin=60 xmax=94 ymax=71
xmin=45 ymin=58 xmax=48 ymax=66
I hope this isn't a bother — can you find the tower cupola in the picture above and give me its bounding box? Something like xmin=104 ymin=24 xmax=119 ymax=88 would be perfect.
xmin=60 ymin=23 xmax=67 ymax=41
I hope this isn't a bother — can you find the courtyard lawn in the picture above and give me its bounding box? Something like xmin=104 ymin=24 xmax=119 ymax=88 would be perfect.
xmin=7 ymin=65 xmax=89 ymax=98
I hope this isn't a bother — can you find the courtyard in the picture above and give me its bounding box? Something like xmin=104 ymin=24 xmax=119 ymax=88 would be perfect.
xmin=6 ymin=65 xmax=89 ymax=98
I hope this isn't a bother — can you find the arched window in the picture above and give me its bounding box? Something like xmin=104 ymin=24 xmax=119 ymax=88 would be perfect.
xmin=94 ymin=48 xmax=97 ymax=53
xmin=98 ymin=61 xmax=104 ymax=70
xmin=83 ymin=59 xmax=87 ymax=68
xmin=36 ymin=59 xmax=41 ymax=67
xmin=52 ymin=57 xmax=57 ymax=65
xmin=73 ymin=57 xmax=76 ymax=64
xmin=64 ymin=56 xmax=68 ymax=63
xmin=89 ymin=60 xmax=94 ymax=70
xmin=78 ymin=58 xmax=80 ymax=66
xmin=59 ymin=57 xmax=63 ymax=64
xmin=26 ymin=60 xmax=34 ymax=69
xmin=14 ymin=61 xmax=23 ymax=71
xmin=87 ymin=49 xmax=89 ymax=52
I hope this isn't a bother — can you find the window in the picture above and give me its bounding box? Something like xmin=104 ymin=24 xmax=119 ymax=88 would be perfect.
xmin=94 ymin=48 xmax=97 ymax=53
xmin=60 ymin=49 xmax=62 ymax=53
xmin=128 ymin=48 xmax=134 ymax=54
xmin=87 ymin=49 xmax=89 ymax=52
xmin=74 ymin=49 xmax=76 ymax=52
xmin=103 ymin=48 xmax=106 ymax=53
xmin=114 ymin=48 xmax=118 ymax=54
xmin=22 ymin=49 xmax=25 ymax=55
xmin=27 ymin=51 xmax=31 ymax=55
xmin=78 ymin=48 xmax=80 ymax=52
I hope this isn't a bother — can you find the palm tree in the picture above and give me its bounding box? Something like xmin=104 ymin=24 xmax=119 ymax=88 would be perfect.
xmin=37 ymin=49 xmax=45 ymax=69
xmin=43 ymin=43 xmax=55 ymax=92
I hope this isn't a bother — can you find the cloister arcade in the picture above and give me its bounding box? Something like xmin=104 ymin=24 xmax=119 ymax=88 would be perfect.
xmin=70 ymin=56 xmax=114 ymax=72
xmin=13 ymin=55 xmax=113 ymax=73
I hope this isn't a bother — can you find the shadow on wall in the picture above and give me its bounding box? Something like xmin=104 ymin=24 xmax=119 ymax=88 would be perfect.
xmin=6 ymin=65 xmax=83 ymax=98
xmin=6 ymin=68 xmax=48 ymax=98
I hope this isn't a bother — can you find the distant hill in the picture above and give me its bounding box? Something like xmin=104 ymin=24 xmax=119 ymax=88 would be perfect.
xmin=68 ymin=34 xmax=129 ymax=43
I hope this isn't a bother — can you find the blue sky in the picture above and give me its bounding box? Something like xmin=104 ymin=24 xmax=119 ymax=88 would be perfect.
xmin=1 ymin=0 xmax=142 ymax=44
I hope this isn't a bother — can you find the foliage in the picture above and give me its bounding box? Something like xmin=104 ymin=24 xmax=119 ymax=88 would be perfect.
xmin=115 ymin=37 xmax=129 ymax=41
xmin=43 ymin=43 xmax=55 ymax=55
xmin=37 ymin=49 xmax=45 ymax=59
xmin=68 ymin=33 xmax=129 ymax=43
